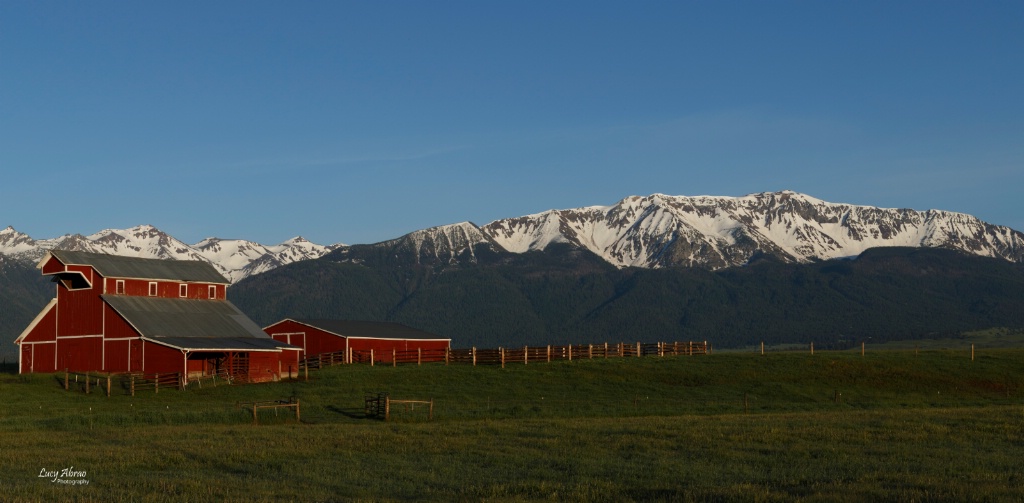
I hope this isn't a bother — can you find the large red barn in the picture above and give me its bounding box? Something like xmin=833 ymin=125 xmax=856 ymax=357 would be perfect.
xmin=264 ymin=319 xmax=451 ymax=363
xmin=15 ymin=250 xmax=299 ymax=383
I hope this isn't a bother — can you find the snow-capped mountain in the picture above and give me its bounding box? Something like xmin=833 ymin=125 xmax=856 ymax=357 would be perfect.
xmin=4 ymin=191 xmax=1022 ymax=281
xmin=480 ymin=191 xmax=1024 ymax=268
xmin=0 ymin=225 xmax=342 ymax=282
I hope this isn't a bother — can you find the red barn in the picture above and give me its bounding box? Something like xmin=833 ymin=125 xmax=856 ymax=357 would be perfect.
xmin=15 ymin=250 xmax=299 ymax=383
xmin=264 ymin=319 xmax=451 ymax=363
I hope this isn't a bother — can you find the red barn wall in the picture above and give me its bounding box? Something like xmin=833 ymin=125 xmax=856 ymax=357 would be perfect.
xmin=103 ymin=339 xmax=130 ymax=373
xmin=21 ymin=342 xmax=57 ymax=373
xmin=56 ymin=336 xmax=103 ymax=371
xmin=248 ymin=352 xmax=279 ymax=382
xmin=57 ymin=267 xmax=104 ymax=337
xmin=143 ymin=341 xmax=184 ymax=374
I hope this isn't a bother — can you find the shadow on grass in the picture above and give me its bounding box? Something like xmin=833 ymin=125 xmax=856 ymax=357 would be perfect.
xmin=325 ymin=405 xmax=381 ymax=420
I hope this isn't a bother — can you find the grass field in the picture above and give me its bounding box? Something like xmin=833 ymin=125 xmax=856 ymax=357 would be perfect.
xmin=2 ymin=348 xmax=1023 ymax=501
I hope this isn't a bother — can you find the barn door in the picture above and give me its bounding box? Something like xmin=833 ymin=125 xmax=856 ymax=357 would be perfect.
xmin=129 ymin=340 xmax=143 ymax=372
xmin=21 ymin=345 xmax=32 ymax=373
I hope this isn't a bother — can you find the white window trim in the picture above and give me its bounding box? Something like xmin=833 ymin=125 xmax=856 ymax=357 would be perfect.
xmin=149 ymin=282 xmax=158 ymax=296
xmin=208 ymin=285 xmax=216 ymax=299
xmin=179 ymin=284 xmax=187 ymax=298
xmin=115 ymin=280 xmax=125 ymax=295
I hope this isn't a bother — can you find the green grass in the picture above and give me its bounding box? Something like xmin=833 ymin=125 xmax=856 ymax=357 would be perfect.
xmin=2 ymin=350 xmax=1024 ymax=501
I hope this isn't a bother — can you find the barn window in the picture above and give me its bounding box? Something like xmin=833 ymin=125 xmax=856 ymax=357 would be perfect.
xmin=116 ymin=280 xmax=125 ymax=295
xmin=179 ymin=284 xmax=187 ymax=298
xmin=208 ymin=285 xmax=217 ymax=299
xmin=149 ymin=282 xmax=158 ymax=296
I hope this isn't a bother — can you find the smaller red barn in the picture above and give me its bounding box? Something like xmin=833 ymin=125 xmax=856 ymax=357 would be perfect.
xmin=264 ymin=319 xmax=451 ymax=364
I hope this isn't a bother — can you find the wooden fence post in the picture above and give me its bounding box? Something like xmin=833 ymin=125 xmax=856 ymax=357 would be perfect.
xmin=568 ymin=344 xmax=572 ymax=361
xmin=589 ymin=344 xmax=593 ymax=359
xmin=810 ymin=342 xmax=814 ymax=355
xmin=761 ymin=341 xmax=764 ymax=355
xmin=393 ymin=349 xmax=397 ymax=367
xmin=445 ymin=347 xmax=450 ymax=365
xmin=604 ymin=342 xmax=608 ymax=358
xmin=501 ymin=348 xmax=505 ymax=368
xmin=370 ymin=349 xmax=375 ymax=367
xmin=85 ymin=371 xmax=90 ymax=394
xmin=972 ymin=344 xmax=975 ymax=361
xmin=429 ymin=399 xmax=434 ymax=421
xmin=295 ymin=399 xmax=301 ymax=423
xmin=130 ymin=374 xmax=135 ymax=396
xmin=547 ymin=345 xmax=551 ymax=363
xmin=524 ymin=346 xmax=528 ymax=365
xmin=472 ymin=347 xmax=477 ymax=366
xmin=418 ymin=348 xmax=422 ymax=366
xmin=636 ymin=342 xmax=641 ymax=357
xmin=106 ymin=375 xmax=111 ymax=397
xmin=64 ymin=369 xmax=69 ymax=391
xmin=384 ymin=396 xmax=391 ymax=422
xmin=861 ymin=342 xmax=865 ymax=357
xmin=155 ymin=373 xmax=159 ymax=394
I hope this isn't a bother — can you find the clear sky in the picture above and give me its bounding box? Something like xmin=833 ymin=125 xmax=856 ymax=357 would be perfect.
xmin=2 ymin=1 xmax=1022 ymax=246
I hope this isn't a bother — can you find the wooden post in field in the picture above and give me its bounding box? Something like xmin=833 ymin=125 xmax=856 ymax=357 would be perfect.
xmin=384 ymin=396 xmax=391 ymax=422
xmin=688 ymin=341 xmax=693 ymax=356
xmin=418 ymin=348 xmax=422 ymax=366
xmin=445 ymin=347 xmax=450 ymax=365
xmin=568 ymin=344 xmax=572 ymax=361
xmin=130 ymin=374 xmax=135 ymax=396
xmin=501 ymin=348 xmax=505 ymax=368
xmin=370 ymin=349 xmax=375 ymax=367
xmin=106 ymin=375 xmax=111 ymax=397
xmin=861 ymin=342 xmax=865 ymax=357
xmin=972 ymin=344 xmax=975 ymax=361
xmin=604 ymin=342 xmax=609 ymax=358
xmin=761 ymin=342 xmax=764 ymax=355
xmin=429 ymin=399 xmax=434 ymax=421
xmin=636 ymin=342 xmax=641 ymax=357
xmin=472 ymin=347 xmax=477 ymax=366
xmin=85 ymin=371 xmax=90 ymax=394
xmin=588 ymin=344 xmax=593 ymax=359
xmin=304 ymin=361 xmax=309 ymax=381
xmin=810 ymin=342 xmax=814 ymax=355
xmin=253 ymin=404 xmax=258 ymax=426
xmin=524 ymin=346 xmax=528 ymax=365
xmin=154 ymin=373 xmax=159 ymax=394
xmin=547 ymin=345 xmax=551 ymax=362
xmin=64 ymin=369 xmax=69 ymax=390
xmin=393 ymin=349 xmax=397 ymax=367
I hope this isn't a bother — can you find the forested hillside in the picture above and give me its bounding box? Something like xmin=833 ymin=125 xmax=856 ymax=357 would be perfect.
xmin=230 ymin=245 xmax=1024 ymax=349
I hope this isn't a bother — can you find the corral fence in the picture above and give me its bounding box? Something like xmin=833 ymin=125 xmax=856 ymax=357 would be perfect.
xmin=61 ymin=369 xmax=186 ymax=396
xmin=301 ymin=341 xmax=709 ymax=372
xmin=364 ymin=392 xmax=433 ymax=422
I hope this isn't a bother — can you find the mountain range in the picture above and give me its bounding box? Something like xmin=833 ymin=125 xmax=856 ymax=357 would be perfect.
xmin=3 ymin=190 xmax=1024 ymax=356
xmin=3 ymin=191 xmax=1022 ymax=281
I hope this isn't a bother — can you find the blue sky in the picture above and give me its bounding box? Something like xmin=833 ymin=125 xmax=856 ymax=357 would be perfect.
xmin=2 ymin=1 xmax=1022 ymax=245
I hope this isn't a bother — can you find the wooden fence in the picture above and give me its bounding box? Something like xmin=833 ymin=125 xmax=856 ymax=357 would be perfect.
xmin=62 ymin=370 xmax=186 ymax=396
xmin=300 ymin=341 xmax=708 ymax=371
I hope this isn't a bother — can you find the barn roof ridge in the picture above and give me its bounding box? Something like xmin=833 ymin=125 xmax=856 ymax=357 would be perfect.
xmin=45 ymin=249 xmax=228 ymax=284
xmin=284 ymin=318 xmax=450 ymax=341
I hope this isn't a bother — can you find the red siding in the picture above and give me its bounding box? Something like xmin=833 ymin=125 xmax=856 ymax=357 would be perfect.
xmin=56 ymin=336 xmax=103 ymax=371
xmin=103 ymin=339 xmax=130 ymax=373
xmin=57 ymin=269 xmax=104 ymax=337
xmin=143 ymin=341 xmax=185 ymax=374
xmin=21 ymin=342 xmax=57 ymax=373
xmin=20 ymin=303 xmax=57 ymax=343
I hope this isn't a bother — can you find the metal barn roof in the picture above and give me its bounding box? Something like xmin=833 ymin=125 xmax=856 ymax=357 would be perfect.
xmin=288 ymin=319 xmax=449 ymax=341
xmin=47 ymin=250 xmax=228 ymax=284
xmin=103 ymin=295 xmax=292 ymax=351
